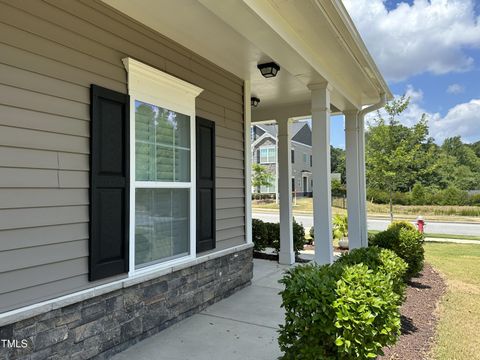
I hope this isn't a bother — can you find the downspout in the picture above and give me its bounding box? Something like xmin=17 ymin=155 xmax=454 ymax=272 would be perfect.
xmin=357 ymin=93 xmax=387 ymax=247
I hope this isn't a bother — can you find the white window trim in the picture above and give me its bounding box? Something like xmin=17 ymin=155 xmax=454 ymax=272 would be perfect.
xmin=123 ymin=57 xmax=203 ymax=277
xmin=259 ymin=145 xmax=276 ymax=164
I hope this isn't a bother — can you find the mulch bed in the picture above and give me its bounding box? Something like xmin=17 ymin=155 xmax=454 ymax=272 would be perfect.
xmin=379 ymin=263 xmax=447 ymax=360
xmin=253 ymin=251 xmax=310 ymax=263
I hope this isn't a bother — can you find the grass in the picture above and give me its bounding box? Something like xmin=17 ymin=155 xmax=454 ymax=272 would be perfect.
xmin=423 ymin=233 xmax=480 ymax=241
xmin=425 ymin=243 xmax=480 ymax=360
xmin=253 ymin=197 xmax=480 ymax=223
xmin=368 ymin=230 xmax=480 ymax=241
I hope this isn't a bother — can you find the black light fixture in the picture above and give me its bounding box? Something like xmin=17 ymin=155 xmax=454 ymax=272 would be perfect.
xmin=257 ymin=62 xmax=280 ymax=78
xmin=251 ymin=97 xmax=260 ymax=107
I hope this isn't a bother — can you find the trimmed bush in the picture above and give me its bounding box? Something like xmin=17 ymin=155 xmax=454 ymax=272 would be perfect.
xmin=387 ymin=220 xmax=416 ymax=232
xmin=292 ymin=217 xmax=306 ymax=254
xmin=336 ymin=247 xmax=408 ymax=300
xmin=371 ymin=222 xmax=425 ymax=278
xmin=252 ymin=219 xmax=306 ymax=255
xmin=265 ymin=222 xmax=280 ymax=248
xmin=252 ymin=218 xmax=268 ymax=251
xmin=279 ymin=262 xmax=401 ymax=359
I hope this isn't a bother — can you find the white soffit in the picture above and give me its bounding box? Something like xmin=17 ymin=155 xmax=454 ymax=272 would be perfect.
xmin=102 ymin=0 xmax=389 ymax=112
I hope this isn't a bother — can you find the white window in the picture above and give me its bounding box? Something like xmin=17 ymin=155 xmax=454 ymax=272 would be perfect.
xmin=259 ymin=146 xmax=276 ymax=163
xmin=303 ymin=153 xmax=308 ymax=164
xmin=123 ymin=58 xmax=203 ymax=273
xmin=260 ymin=184 xmax=276 ymax=193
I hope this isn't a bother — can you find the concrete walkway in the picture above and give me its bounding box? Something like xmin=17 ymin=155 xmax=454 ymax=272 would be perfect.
xmin=111 ymin=259 xmax=289 ymax=360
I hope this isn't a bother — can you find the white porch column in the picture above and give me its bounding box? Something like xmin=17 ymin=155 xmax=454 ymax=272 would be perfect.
xmin=277 ymin=117 xmax=295 ymax=265
xmin=310 ymin=83 xmax=334 ymax=265
xmin=345 ymin=110 xmax=362 ymax=249
xmin=357 ymin=116 xmax=368 ymax=247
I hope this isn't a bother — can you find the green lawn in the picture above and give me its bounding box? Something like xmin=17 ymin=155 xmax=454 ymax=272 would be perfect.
xmin=253 ymin=198 xmax=480 ymax=223
xmin=368 ymin=230 xmax=480 ymax=242
xmin=425 ymin=243 xmax=480 ymax=360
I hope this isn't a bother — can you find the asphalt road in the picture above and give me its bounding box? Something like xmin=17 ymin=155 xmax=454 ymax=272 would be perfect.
xmin=252 ymin=212 xmax=480 ymax=236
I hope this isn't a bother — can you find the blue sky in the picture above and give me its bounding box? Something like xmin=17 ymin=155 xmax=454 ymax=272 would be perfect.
xmin=330 ymin=0 xmax=480 ymax=148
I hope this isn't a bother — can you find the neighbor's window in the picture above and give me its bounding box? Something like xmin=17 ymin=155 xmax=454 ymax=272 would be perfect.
xmin=260 ymin=183 xmax=276 ymax=193
xmin=259 ymin=146 xmax=276 ymax=163
xmin=303 ymin=153 xmax=308 ymax=164
xmin=135 ymin=101 xmax=190 ymax=267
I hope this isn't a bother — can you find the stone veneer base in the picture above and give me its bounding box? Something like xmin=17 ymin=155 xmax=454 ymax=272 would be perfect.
xmin=0 ymin=247 xmax=253 ymax=360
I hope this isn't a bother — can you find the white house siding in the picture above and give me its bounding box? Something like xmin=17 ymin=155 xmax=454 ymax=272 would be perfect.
xmin=0 ymin=0 xmax=245 ymax=313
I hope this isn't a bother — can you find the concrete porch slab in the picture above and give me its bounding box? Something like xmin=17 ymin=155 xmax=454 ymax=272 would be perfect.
xmin=111 ymin=313 xmax=281 ymax=360
xmin=111 ymin=259 xmax=289 ymax=360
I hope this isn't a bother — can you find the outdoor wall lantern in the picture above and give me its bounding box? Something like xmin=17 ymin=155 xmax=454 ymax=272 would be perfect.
xmin=251 ymin=97 xmax=260 ymax=107
xmin=257 ymin=62 xmax=280 ymax=78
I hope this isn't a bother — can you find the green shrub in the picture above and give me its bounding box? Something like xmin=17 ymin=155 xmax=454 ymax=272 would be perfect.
xmin=392 ymin=191 xmax=411 ymax=205
xmin=309 ymin=216 xmax=349 ymax=242
xmin=292 ymin=217 xmax=306 ymax=254
xmin=265 ymin=222 xmax=280 ymax=248
xmin=367 ymin=189 xmax=412 ymax=205
xmin=411 ymin=182 xmax=426 ymax=205
xmin=279 ymin=262 xmax=401 ymax=359
xmin=336 ymin=247 xmax=408 ymax=300
xmin=252 ymin=218 xmax=268 ymax=251
xmin=332 ymin=214 xmax=348 ymax=240
xmin=253 ymin=219 xmax=306 ymax=255
xmin=271 ymin=218 xmax=306 ymax=254
xmin=468 ymin=193 xmax=480 ymax=206
xmin=367 ymin=188 xmax=390 ymax=204
xmin=371 ymin=224 xmax=425 ymax=278
xmin=387 ymin=220 xmax=416 ymax=232
xmin=433 ymin=186 xmax=468 ymax=206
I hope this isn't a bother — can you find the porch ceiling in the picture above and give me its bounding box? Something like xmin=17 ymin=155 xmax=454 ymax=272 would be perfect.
xmin=102 ymin=0 xmax=391 ymax=118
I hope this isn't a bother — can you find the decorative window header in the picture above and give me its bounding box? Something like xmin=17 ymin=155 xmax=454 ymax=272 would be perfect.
xmin=122 ymin=57 xmax=203 ymax=114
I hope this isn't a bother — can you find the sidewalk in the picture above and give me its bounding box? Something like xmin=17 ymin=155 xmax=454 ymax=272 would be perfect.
xmin=111 ymin=259 xmax=289 ymax=360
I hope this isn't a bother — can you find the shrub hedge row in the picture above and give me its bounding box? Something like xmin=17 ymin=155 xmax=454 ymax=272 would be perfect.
xmin=367 ymin=185 xmax=480 ymax=206
xmin=278 ymin=222 xmax=425 ymax=359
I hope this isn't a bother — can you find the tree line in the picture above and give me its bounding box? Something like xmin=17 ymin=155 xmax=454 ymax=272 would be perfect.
xmin=332 ymin=96 xmax=480 ymax=216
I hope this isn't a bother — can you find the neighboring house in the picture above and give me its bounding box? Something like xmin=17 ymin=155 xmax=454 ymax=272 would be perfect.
xmin=0 ymin=1 xmax=391 ymax=358
xmin=252 ymin=122 xmax=314 ymax=196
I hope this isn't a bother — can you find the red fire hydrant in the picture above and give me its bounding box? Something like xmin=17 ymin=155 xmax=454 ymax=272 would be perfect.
xmin=416 ymin=216 xmax=425 ymax=233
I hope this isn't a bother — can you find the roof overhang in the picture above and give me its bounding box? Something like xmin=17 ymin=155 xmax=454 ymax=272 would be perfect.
xmin=102 ymin=0 xmax=391 ymax=119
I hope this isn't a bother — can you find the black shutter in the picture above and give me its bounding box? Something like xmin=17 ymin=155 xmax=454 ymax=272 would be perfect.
xmin=291 ymin=149 xmax=295 ymax=163
xmin=196 ymin=117 xmax=216 ymax=253
xmin=89 ymin=85 xmax=129 ymax=281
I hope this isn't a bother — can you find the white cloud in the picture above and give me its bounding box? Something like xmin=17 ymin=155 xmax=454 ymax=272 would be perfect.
xmin=343 ymin=0 xmax=480 ymax=81
xmin=367 ymin=85 xmax=480 ymax=143
xmin=446 ymin=83 xmax=465 ymax=94
xmin=432 ymin=99 xmax=480 ymax=143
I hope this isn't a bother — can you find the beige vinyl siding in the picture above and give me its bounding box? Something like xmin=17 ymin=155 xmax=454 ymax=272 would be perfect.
xmin=0 ymin=0 xmax=245 ymax=313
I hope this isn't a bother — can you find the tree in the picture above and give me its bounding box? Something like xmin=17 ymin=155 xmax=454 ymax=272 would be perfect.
xmin=366 ymin=95 xmax=430 ymax=221
xmin=251 ymin=163 xmax=274 ymax=193
xmin=331 ymin=179 xmax=346 ymax=198
xmin=331 ymin=146 xmax=346 ymax=183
